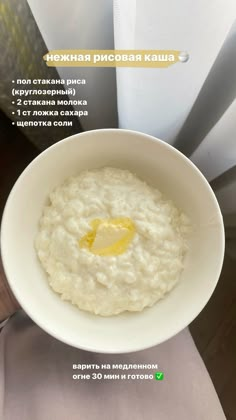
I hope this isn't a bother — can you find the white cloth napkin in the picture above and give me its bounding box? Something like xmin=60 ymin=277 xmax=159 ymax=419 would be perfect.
xmin=114 ymin=0 xmax=236 ymax=143
xmin=0 ymin=311 xmax=226 ymax=420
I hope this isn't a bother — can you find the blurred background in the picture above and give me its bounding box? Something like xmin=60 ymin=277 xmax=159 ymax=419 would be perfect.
xmin=0 ymin=1 xmax=236 ymax=418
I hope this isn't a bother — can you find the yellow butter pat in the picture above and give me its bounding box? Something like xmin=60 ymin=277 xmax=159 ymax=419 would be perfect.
xmin=79 ymin=217 xmax=135 ymax=256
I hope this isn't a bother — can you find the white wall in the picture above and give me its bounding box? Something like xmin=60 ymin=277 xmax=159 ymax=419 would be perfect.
xmin=27 ymin=0 xmax=117 ymax=130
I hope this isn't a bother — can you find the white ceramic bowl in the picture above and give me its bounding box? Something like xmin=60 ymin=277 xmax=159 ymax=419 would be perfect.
xmin=1 ymin=129 xmax=224 ymax=353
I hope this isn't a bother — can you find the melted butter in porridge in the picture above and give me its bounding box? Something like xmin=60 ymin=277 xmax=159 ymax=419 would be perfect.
xmin=79 ymin=218 xmax=136 ymax=256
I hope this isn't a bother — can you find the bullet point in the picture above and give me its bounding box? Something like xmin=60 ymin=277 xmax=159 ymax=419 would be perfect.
xmin=12 ymin=111 xmax=15 ymax=115
xmin=12 ymin=101 xmax=15 ymax=104
xmin=12 ymin=122 xmax=15 ymax=125
xmin=12 ymin=80 xmax=15 ymax=83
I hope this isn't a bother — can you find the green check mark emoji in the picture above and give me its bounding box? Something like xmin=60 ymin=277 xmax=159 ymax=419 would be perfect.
xmin=155 ymin=372 xmax=164 ymax=380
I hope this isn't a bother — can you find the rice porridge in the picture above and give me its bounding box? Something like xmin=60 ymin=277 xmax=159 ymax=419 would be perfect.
xmin=35 ymin=167 xmax=190 ymax=316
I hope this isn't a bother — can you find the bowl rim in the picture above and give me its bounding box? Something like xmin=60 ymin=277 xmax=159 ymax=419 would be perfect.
xmin=0 ymin=128 xmax=225 ymax=353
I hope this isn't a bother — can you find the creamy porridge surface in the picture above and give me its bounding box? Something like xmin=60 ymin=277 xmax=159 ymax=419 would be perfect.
xmin=35 ymin=167 xmax=190 ymax=316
